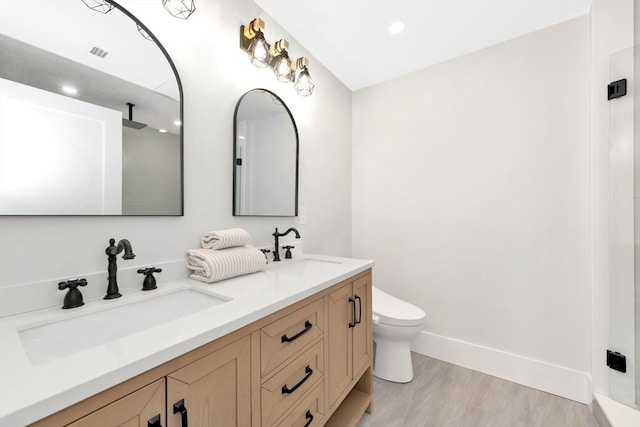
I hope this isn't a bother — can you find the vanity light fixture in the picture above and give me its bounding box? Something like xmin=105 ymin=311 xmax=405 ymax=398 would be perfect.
xmin=271 ymin=39 xmax=293 ymax=82
xmin=162 ymin=0 xmax=196 ymax=20
xmin=240 ymin=18 xmax=315 ymax=96
xmin=242 ymin=18 xmax=270 ymax=68
xmin=80 ymin=0 xmax=114 ymax=14
xmin=294 ymin=58 xmax=315 ymax=97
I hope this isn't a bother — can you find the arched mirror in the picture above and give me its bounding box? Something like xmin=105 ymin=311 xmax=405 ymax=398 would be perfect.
xmin=0 ymin=0 xmax=183 ymax=215
xmin=234 ymin=89 xmax=298 ymax=216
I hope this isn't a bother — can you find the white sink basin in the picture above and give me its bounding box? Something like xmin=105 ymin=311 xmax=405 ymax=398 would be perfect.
xmin=268 ymin=258 xmax=343 ymax=276
xmin=19 ymin=289 xmax=229 ymax=365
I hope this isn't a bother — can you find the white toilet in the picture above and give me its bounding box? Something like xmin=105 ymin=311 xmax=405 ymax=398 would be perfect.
xmin=372 ymin=286 xmax=426 ymax=383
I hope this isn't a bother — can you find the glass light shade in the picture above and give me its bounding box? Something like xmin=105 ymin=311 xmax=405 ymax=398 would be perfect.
xmin=136 ymin=24 xmax=153 ymax=41
xmin=294 ymin=68 xmax=315 ymax=96
xmin=249 ymin=33 xmax=270 ymax=68
xmin=274 ymin=53 xmax=293 ymax=82
xmin=80 ymin=0 xmax=114 ymax=14
xmin=162 ymin=0 xmax=196 ymax=19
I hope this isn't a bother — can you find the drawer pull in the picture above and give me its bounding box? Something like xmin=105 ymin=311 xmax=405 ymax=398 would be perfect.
xmin=348 ymin=298 xmax=356 ymax=328
xmin=304 ymin=410 xmax=314 ymax=427
xmin=173 ymin=399 xmax=188 ymax=427
xmin=354 ymin=295 xmax=362 ymax=325
xmin=147 ymin=414 xmax=161 ymax=427
xmin=281 ymin=320 xmax=313 ymax=343
xmin=282 ymin=365 xmax=313 ymax=395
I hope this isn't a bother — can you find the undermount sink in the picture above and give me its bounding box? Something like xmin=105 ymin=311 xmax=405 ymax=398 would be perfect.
xmin=19 ymin=289 xmax=229 ymax=365
xmin=269 ymin=258 xmax=343 ymax=276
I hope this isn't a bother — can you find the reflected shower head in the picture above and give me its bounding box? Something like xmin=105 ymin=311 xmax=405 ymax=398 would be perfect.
xmin=122 ymin=102 xmax=147 ymax=129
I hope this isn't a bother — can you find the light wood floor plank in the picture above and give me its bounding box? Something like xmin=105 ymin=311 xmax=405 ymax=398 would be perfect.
xmin=358 ymin=353 xmax=598 ymax=427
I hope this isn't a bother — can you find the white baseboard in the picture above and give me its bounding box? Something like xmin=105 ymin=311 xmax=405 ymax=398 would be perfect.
xmin=411 ymin=330 xmax=592 ymax=404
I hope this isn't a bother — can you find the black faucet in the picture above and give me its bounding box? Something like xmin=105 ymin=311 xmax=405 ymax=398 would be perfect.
xmin=105 ymin=238 xmax=135 ymax=299
xmin=272 ymin=227 xmax=301 ymax=262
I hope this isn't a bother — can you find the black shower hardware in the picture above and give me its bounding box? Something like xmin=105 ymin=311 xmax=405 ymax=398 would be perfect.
xmin=122 ymin=102 xmax=148 ymax=129
xmin=138 ymin=267 xmax=162 ymax=291
xmin=105 ymin=238 xmax=135 ymax=299
xmin=58 ymin=278 xmax=87 ymax=309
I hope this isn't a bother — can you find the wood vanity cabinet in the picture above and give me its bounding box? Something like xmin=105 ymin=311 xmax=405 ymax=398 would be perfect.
xmin=166 ymin=335 xmax=252 ymax=427
xmin=325 ymin=275 xmax=372 ymax=414
xmin=66 ymin=379 xmax=165 ymax=427
xmin=31 ymin=269 xmax=372 ymax=427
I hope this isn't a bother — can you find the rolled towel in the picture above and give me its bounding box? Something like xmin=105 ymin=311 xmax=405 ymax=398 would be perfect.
xmin=187 ymin=245 xmax=266 ymax=283
xmin=201 ymin=228 xmax=251 ymax=250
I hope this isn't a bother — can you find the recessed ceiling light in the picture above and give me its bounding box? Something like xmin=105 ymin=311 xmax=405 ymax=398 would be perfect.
xmin=159 ymin=129 xmax=168 ymax=133
xmin=174 ymin=120 xmax=182 ymax=126
xmin=388 ymin=21 xmax=405 ymax=35
xmin=61 ymin=85 xmax=78 ymax=95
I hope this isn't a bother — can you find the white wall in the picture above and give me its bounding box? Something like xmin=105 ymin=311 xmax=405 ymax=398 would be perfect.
xmin=0 ymin=78 xmax=122 ymax=215
xmin=353 ymin=16 xmax=592 ymax=402
xmin=0 ymin=1 xmax=352 ymax=290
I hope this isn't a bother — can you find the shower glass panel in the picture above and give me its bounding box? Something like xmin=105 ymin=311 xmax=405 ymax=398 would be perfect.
xmin=609 ymin=45 xmax=638 ymax=409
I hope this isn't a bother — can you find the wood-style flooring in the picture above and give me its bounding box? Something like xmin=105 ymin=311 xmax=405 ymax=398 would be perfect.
xmin=357 ymin=352 xmax=598 ymax=427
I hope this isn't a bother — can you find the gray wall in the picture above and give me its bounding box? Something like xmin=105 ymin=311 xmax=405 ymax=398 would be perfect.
xmin=122 ymin=126 xmax=181 ymax=215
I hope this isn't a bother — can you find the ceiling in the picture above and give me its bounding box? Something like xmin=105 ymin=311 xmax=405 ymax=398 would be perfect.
xmin=255 ymin=0 xmax=592 ymax=91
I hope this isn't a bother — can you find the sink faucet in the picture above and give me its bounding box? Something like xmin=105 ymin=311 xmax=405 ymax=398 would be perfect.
xmin=272 ymin=227 xmax=300 ymax=262
xmin=105 ymin=238 xmax=135 ymax=299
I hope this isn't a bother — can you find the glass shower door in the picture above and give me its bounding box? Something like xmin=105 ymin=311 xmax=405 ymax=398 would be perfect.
xmin=609 ymin=45 xmax=638 ymax=409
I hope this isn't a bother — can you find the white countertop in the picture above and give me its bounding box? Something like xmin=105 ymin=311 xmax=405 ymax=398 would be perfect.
xmin=0 ymin=254 xmax=373 ymax=426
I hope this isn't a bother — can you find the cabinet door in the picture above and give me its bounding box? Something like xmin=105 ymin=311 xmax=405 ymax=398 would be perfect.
xmin=167 ymin=335 xmax=252 ymax=427
xmin=326 ymin=282 xmax=353 ymax=407
xmin=352 ymin=275 xmax=372 ymax=376
xmin=67 ymin=379 xmax=165 ymax=427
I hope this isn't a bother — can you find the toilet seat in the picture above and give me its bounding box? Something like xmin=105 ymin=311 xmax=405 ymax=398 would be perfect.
xmin=372 ymin=286 xmax=425 ymax=327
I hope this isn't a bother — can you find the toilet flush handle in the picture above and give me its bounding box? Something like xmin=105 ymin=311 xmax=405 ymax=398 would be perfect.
xmin=372 ymin=314 xmax=380 ymax=325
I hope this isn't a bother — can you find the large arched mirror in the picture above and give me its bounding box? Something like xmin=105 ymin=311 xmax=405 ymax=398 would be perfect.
xmin=234 ymin=89 xmax=299 ymax=216
xmin=0 ymin=0 xmax=183 ymax=215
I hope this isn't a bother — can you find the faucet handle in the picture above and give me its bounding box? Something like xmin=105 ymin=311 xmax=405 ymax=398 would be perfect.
xmin=259 ymin=248 xmax=271 ymax=263
xmin=137 ymin=267 xmax=162 ymax=291
xmin=282 ymin=245 xmax=295 ymax=259
xmin=58 ymin=278 xmax=87 ymax=309
xmin=58 ymin=278 xmax=87 ymax=290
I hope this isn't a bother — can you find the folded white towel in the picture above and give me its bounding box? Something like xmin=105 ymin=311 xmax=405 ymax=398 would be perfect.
xmin=201 ymin=228 xmax=251 ymax=250
xmin=186 ymin=245 xmax=266 ymax=283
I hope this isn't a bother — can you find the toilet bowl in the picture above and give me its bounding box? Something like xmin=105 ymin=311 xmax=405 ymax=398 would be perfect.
xmin=372 ymin=286 xmax=425 ymax=383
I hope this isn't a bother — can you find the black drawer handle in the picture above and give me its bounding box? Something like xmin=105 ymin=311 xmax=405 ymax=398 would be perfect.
xmin=304 ymin=410 xmax=314 ymax=427
xmin=173 ymin=399 xmax=188 ymax=427
xmin=148 ymin=414 xmax=161 ymax=427
xmin=348 ymin=298 xmax=356 ymax=328
xmin=282 ymin=320 xmax=313 ymax=343
xmin=354 ymin=295 xmax=362 ymax=325
xmin=282 ymin=365 xmax=313 ymax=395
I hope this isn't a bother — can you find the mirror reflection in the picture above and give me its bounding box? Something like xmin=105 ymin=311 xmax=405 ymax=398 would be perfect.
xmin=234 ymin=89 xmax=298 ymax=216
xmin=0 ymin=0 xmax=183 ymax=215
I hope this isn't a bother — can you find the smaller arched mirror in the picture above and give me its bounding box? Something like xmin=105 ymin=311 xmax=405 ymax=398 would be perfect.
xmin=233 ymin=89 xmax=298 ymax=216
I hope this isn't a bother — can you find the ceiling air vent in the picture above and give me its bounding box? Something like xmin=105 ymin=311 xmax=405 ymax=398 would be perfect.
xmin=89 ymin=46 xmax=109 ymax=59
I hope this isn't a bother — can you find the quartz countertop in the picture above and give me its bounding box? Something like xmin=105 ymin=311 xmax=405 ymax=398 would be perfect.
xmin=0 ymin=254 xmax=373 ymax=426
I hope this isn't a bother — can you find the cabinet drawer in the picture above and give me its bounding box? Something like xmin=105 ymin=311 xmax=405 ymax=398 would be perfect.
xmin=275 ymin=381 xmax=325 ymax=427
xmin=261 ymin=298 xmax=325 ymax=375
xmin=262 ymin=340 xmax=324 ymax=426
